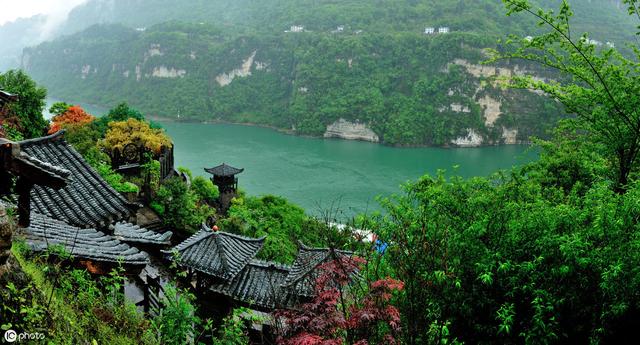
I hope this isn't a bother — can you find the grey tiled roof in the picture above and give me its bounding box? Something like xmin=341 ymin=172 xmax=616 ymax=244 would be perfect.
xmin=15 ymin=151 xmax=72 ymax=183
xmin=283 ymin=244 xmax=354 ymax=297
xmin=22 ymin=213 xmax=149 ymax=265
xmin=114 ymin=221 xmax=172 ymax=245
xmin=18 ymin=131 xmax=134 ymax=228
xmin=204 ymin=163 xmax=244 ymax=177
xmin=209 ymin=259 xmax=291 ymax=310
xmin=165 ymin=225 xmax=265 ymax=281
xmin=207 ymin=243 xmax=355 ymax=310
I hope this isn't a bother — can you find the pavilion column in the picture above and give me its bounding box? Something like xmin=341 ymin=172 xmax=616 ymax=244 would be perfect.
xmin=16 ymin=177 xmax=33 ymax=228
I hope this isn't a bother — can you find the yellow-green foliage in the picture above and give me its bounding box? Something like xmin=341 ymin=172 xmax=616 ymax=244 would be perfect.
xmin=100 ymin=118 xmax=171 ymax=154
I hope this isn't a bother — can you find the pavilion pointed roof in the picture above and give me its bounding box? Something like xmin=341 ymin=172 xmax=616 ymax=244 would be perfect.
xmin=164 ymin=224 xmax=265 ymax=281
xmin=204 ymin=163 xmax=244 ymax=177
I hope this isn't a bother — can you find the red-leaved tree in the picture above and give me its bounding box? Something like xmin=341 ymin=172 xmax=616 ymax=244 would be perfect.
xmin=275 ymin=255 xmax=403 ymax=345
xmin=48 ymin=105 xmax=95 ymax=134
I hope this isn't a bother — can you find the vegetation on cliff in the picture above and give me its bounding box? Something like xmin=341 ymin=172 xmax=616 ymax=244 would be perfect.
xmin=27 ymin=0 xmax=633 ymax=146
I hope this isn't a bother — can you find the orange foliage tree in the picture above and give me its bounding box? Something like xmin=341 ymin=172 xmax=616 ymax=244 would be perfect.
xmin=48 ymin=105 xmax=95 ymax=134
xmin=100 ymin=118 xmax=171 ymax=154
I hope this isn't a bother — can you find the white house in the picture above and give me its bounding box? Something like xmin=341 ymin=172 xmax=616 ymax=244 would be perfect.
xmin=438 ymin=27 xmax=450 ymax=34
xmin=424 ymin=27 xmax=435 ymax=34
xmin=290 ymin=25 xmax=304 ymax=32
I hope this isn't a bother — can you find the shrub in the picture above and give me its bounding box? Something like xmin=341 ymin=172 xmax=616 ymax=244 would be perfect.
xmin=153 ymin=177 xmax=213 ymax=233
xmin=100 ymin=118 xmax=171 ymax=155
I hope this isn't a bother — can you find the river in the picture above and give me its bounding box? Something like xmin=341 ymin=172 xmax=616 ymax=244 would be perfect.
xmin=45 ymin=98 xmax=536 ymax=217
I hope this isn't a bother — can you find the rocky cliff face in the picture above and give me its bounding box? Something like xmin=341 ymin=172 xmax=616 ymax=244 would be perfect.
xmin=324 ymin=119 xmax=379 ymax=143
xmin=451 ymin=129 xmax=483 ymax=147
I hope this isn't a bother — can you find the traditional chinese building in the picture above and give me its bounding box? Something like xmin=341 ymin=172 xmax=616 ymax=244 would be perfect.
xmin=1 ymin=129 xmax=173 ymax=273
xmin=165 ymin=224 xmax=353 ymax=312
xmin=205 ymin=163 xmax=244 ymax=214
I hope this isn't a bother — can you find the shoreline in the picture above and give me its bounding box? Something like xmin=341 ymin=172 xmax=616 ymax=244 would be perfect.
xmin=147 ymin=115 xmax=532 ymax=149
xmin=46 ymin=97 xmax=532 ymax=149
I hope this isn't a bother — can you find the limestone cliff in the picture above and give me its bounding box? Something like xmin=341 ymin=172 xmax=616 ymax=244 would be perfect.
xmin=324 ymin=119 xmax=379 ymax=142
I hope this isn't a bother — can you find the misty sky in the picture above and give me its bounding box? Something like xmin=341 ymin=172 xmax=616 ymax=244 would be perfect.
xmin=0 ymin=0 xmax=86 ymax=25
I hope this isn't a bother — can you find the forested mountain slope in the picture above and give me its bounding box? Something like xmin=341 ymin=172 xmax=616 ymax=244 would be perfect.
xmin=20 ymin=0 xmax=637 ymax=146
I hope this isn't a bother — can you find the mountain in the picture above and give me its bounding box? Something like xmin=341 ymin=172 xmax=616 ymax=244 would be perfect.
xmin=0 ymin=15 xmax=48 ymax=71
xmin=18 ymin=0 xmax=639 ymax=146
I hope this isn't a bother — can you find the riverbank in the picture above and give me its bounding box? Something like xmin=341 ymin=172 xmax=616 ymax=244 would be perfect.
xmin=147 ymin=114 xmax=531 ymax=149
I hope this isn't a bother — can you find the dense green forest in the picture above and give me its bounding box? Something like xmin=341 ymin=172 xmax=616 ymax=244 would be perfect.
xmin=18 ymin=0 xmax=636 ymax=146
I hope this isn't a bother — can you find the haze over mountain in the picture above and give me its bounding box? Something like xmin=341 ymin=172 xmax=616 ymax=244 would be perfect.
xmin=5 ymin=0 xmax=640 ymax=146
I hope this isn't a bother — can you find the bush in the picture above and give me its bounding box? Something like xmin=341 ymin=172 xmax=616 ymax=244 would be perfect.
xmin=221 ymin=195 xmax=348 ymax=264
xmin=153 ymin=177 xmax=213 ymax=233
xmin=150 ymin=284 xmax=200 ymax=345
xmin=191 ymin=176 xmax=219 ymax=204
xmin=96 ymin=163 xmax=139 ymax=193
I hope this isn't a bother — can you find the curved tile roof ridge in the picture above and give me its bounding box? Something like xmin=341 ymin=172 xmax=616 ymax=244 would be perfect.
xmin=204 ymin=163 xmax=244 ymax=176
xmin=22 ymin=212 xmax=149 ymax=265
xmin=282 ymin=242 xmax=354 ymax=287
xmin=164 ymin=224 xmax=266 ymax=281
xmin=114 ymin=221 xmax=173 ymax=245
xmin=167 ymin=224 xmax=267 ymax=254
xmin=249 ymin=258 xmax=291 ymax=271
xmin=17 ymin=129 xmax=66 ymax=146
xmin=16 ymin=151 xmax=71 ymax=181
xmin=163 ymin=227 xmax=212 ymax=253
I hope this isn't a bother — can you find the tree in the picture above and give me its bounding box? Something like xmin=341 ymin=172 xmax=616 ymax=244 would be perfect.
xmin=48 ymin=105 xmax=95 ymax=134
xmin=491 ymin=0 xmax=640 ymax=192
xmin=275 ymin=256 xmax=403 ymax=345
xmin=48 ymin=102 xmax=72 ymax=117
xmin=0 ymin=70 xmax=48 ymax=138
xmin=94 ymin=102 xmax=159 ymax=135
xmin=100 ymin=118 xmax=171 ymax=154
xmin=151 ymin=177 xmax=214 ymax=234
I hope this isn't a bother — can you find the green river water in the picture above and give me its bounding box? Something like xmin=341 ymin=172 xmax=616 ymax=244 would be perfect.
xmin=45 ymin=98 xmax=536 ymax=217
xmin=162 ymin=122 xmax=536 ymax=216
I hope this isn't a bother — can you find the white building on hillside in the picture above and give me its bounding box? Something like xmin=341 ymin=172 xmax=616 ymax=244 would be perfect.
xmin=290 ymin=25 xmax=304 ymax=32
xmin=439 ymin=27 xmax=450 ymax=34
xmin=424 ymin=27 xmax=435 ymax=34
